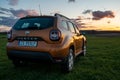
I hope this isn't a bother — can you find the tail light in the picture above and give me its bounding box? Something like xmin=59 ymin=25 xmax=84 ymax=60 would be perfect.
xmin=49 ymin=30 xmax=61 ymax=41
xmin=7 ymin=30 xmax=12 ymax=40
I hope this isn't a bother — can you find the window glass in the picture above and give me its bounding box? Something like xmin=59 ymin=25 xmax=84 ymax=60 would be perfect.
xmin=13 ymin=17 xmax=54 ymax=30
xmin=68 ymin=22 xmax=75 ymax=33
xmin=61 ymin=20 xmax=68 ymax=30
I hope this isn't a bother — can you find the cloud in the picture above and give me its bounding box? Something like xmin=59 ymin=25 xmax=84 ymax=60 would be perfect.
xmin=7 ymin=0 xmax=19 ymax=6
xmin=0 ymin=7 xmax=9 ymax=13
xmin=0 ymin=11 xmax=5 ymax=14
xmin=0 ymin=7 xmax=39 ymax=28
xmin=10 ymin=9 xmax=39 ymax=18
xmin=0 ymin=7 xmax=39 ymax=18
xmin=68 ymin=0 xmax=75 ymax=2
xmin=82 ymin=10 xmax=115 ymax=20
xmin=82 ymin=10 xmax=92 ymax=14
xmin=0 ymin=17 xmax=17 ymax=27
xmin=92 ymin=10 xmax=115 ymax=20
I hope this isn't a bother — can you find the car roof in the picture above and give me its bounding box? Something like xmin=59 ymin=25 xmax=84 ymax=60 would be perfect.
xmin=20 ymin=15 xmax=56 ymax=20
xmin=19 ymin=14 xmax=75 ymax=24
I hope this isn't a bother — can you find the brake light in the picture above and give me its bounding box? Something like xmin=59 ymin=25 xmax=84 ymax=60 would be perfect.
xmin=50 ymin=30 xmax=61 ymax=41
xmin=7 ymin=30 xmax=12 ymax=40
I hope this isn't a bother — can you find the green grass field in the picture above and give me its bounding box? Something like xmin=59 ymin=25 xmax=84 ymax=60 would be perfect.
xmin=0 ymin=34 xmax=120 ymax=80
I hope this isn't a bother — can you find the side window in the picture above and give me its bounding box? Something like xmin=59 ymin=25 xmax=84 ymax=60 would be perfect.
xmin=68 ymin=22 xmax=75 ymax=33
xmin=61 ymin=20 xmax=68 ymax=30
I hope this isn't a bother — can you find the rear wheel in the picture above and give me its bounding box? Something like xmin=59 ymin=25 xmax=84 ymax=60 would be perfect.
xmin=61 ymin=48 xmax=74 ymax=72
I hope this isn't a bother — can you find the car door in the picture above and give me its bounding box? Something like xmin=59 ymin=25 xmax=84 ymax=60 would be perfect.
xmin=73 ymin=24 xmax=83 ymax=52
xmin=67 ymin=22 xmax=82 ymax=55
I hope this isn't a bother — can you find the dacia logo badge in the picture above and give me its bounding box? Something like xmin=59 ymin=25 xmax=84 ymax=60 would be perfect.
xmin=25 ymin=31 xmax=30 ymax=35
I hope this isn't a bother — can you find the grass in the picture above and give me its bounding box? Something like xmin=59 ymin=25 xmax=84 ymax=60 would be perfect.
xmin=0 ymin=34 xmax=120 ymax=80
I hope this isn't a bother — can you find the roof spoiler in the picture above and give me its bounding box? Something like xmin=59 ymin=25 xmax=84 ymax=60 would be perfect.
xmin=54 ymin=13 xmax=70 ymax=20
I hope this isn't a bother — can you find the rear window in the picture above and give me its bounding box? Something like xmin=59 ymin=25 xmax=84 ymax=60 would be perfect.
xmin=13 ymin=17 xmax=54 ymax=30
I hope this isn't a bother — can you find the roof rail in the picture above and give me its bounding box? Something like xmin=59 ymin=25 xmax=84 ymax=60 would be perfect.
xmin=54 ymin=13 xmax=70 ymax=20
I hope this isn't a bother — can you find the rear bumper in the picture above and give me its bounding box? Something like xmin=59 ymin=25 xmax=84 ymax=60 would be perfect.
xmin=6 ymin=41 xmax=69 ymax=58
xmin=7 ymin=50 xmax=64 ymax=63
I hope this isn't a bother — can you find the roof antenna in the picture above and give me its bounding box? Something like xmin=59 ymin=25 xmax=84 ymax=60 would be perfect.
xmin=39 ymin=4 xmax=42 ymax=16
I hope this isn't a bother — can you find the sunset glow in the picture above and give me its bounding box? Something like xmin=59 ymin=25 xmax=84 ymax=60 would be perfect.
xmin=78 ymin=9 xmax=120 ymax=31
xmin=80 ymin=17 xmax=120 ymax=31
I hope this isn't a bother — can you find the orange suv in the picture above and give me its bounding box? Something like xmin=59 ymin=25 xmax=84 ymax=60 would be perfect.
xmin=6 ymin=13 xmax=86 ymax=72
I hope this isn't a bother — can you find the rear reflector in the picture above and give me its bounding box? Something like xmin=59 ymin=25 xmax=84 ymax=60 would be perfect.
xmin=49 ymin=30 xmax=61 ymax=41
xmin=7 ymin=30 xmax=12 ymax=40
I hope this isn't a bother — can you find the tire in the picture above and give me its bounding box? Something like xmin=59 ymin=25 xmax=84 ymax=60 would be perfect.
xmin=12 ymin=60 xmax=27 ymax=67
xmin=61 ymin=48 xmax=74 ymax=72
xmin=81 ymin=41 xmax=86 ymax=56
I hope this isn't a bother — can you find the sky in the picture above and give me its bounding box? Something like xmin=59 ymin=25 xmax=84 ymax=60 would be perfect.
xmin=0 ymin=0 xmax=120 ymax=31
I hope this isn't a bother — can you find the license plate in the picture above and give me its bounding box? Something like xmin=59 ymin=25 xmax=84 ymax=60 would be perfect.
xmin=18 ymin=41 xmax=37 ymax=47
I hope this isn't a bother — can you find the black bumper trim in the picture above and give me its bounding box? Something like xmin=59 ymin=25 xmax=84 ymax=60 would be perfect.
xmin=7 ymin=50 xmax=55 ymax=62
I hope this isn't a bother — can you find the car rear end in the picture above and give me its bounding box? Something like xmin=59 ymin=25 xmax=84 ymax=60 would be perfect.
xmin=6 ymin=16 xmax=69 ymax=63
